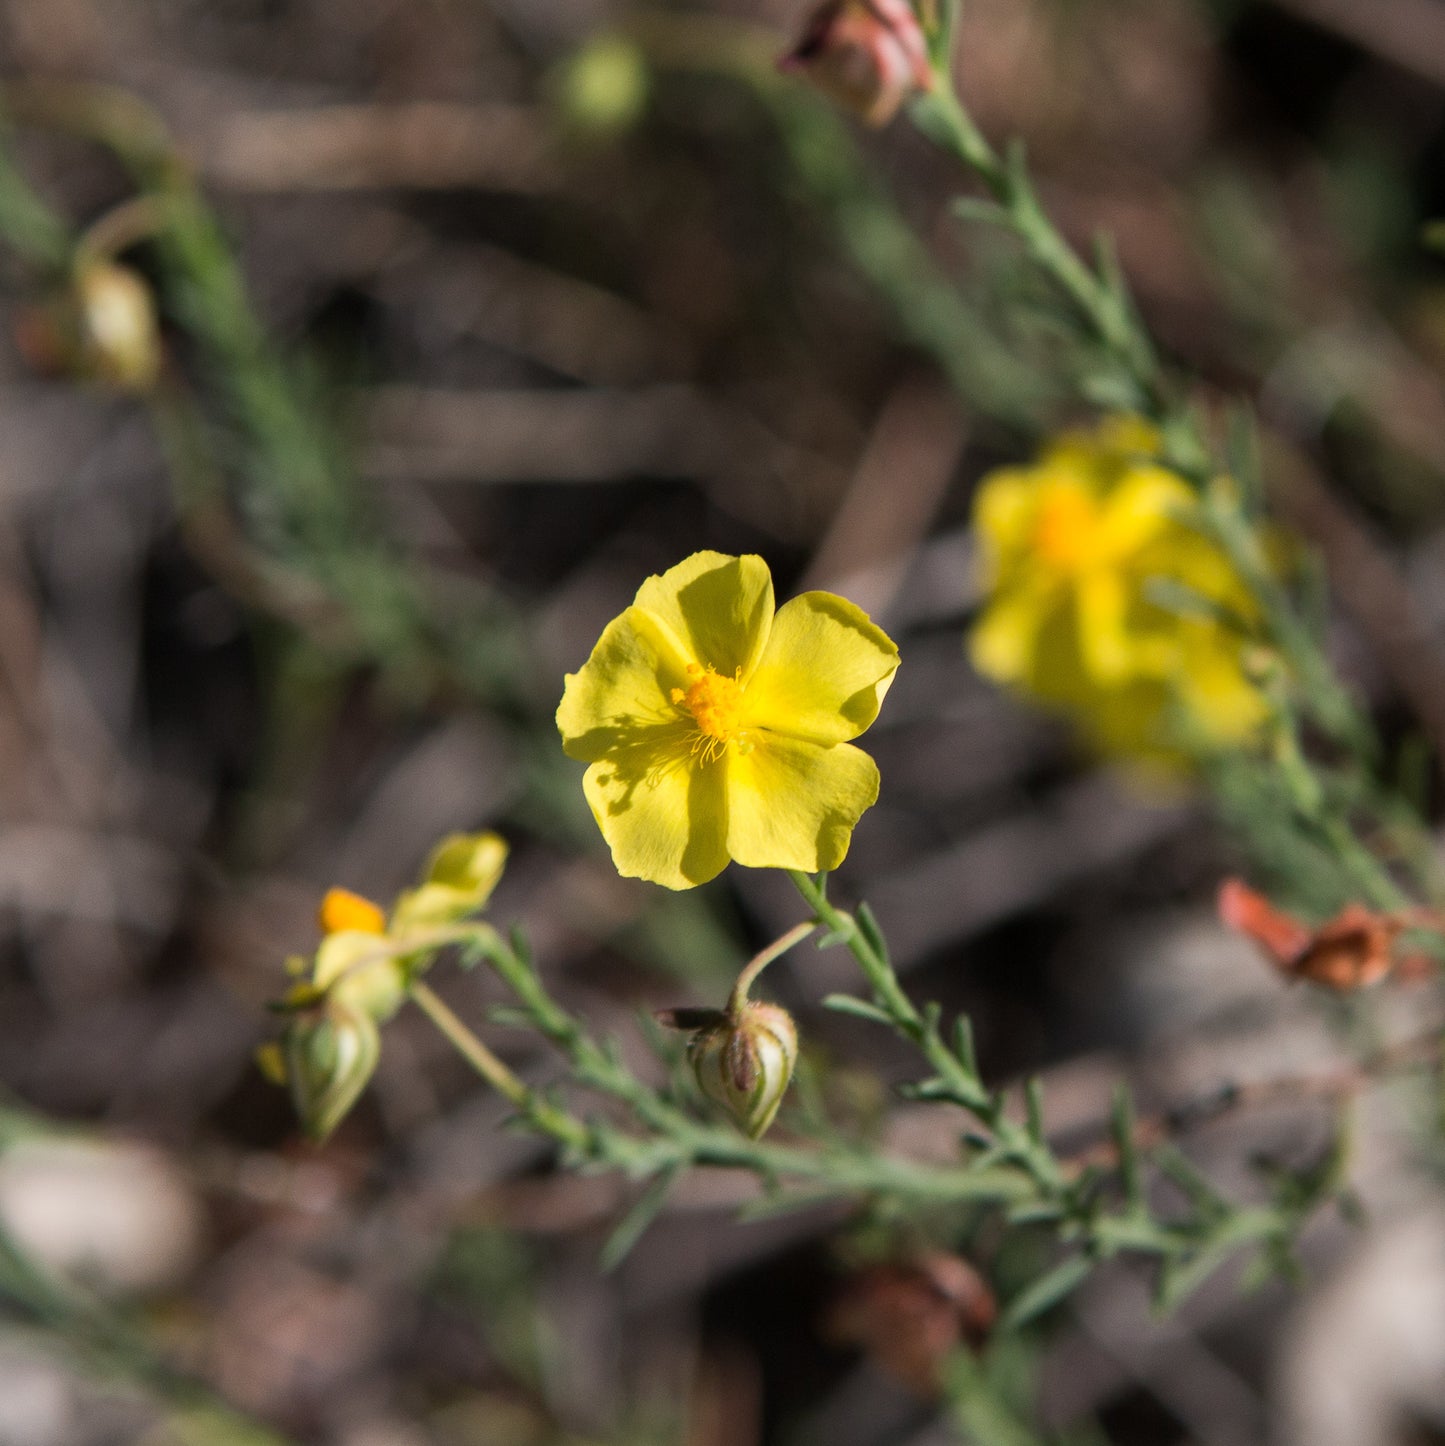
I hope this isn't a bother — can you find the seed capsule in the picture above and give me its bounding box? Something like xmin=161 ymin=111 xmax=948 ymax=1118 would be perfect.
xmin=689 ymin=1001 xmax=799 ymax=1139
xmin=282 ymin=997 xmax=382 ymax=1142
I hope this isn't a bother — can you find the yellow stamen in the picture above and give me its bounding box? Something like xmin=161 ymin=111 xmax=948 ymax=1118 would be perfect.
xmin=670 ymin=664 xmax=748 ymax=762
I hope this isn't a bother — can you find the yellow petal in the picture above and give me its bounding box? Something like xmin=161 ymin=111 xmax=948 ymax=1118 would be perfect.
xmin=1095 ymin=466 xmax=1191 ymax=559
xmin=1075 ymin=569 xmax=1134 ymax=682
xmin=318 ymin=887 xmax=386 ymax=937
xmin=743 ymin=591 xmax=899 ymax=745
xmin=312 ymin=931 xmax=406 ymax=1021
xmin=390 ymin=831 xmax=510 ymax=934
xmin=969 ymin=578 xmax=1050 ymax=684
xmin=558 ymin=605 xmax=693 ymax=763
xmin=633 ymin=552 xmax=775 ymax=680
xmin=725 ymin=736 xmax=879 ymax=873
xmin=971 ymin=467 xmax=1039 ymax=574
xmin=583 ymin=748 xmax=730 ymax=890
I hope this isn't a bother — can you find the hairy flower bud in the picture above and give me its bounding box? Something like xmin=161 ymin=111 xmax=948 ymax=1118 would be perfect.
xmin=282 ymin=997 xmax=381 ymax=1142
xmin=689 ymin=1000 xmax=799 ymax=1138
xmin=780 ymin=0 xmax=933 ymax=127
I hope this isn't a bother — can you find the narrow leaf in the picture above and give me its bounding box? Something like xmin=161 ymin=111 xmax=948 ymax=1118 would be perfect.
xmin=1110 ymin=1086 xmax=1143 ymax=1210
xmin=999 ymin=1255 xmax=1093 ymax=1331
xmin=951 ymin=196 xmax=1010 ymax=228
xmin=822 ymin=994 xmax=895 ymax=1026
xmin=1024 ymin=1079 xmax=1046 ymax=1147
xmin=952 ymin=1014 xmax=979 ymax=1078
xmin=600 ymin=1166 xmax=682 ymax=1271
xmin=1153 ymin=1145 xmax=1227 ymax=1221
xmin=856 ymin=903 xmax=891 ymax=965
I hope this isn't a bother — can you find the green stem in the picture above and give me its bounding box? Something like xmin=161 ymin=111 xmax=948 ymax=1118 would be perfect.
xmin=788 ymin=870 xmax=1065 ymax=1195
xmin=727 ymin=920 xmax=817 ymax=1016
xmin=914 ymin=84 xmax=1162 ymax=412
xmin=408 ymin=980 xmax=589 ymax=1151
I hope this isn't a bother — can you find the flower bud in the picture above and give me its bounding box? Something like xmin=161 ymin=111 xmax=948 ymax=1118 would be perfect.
xmin=780 ymin=0 xmax=933 ymax=127
xmin=689 ymin=1001 xmax=798 ymax=1138
xmin=282 ymin=996 xmax=381 ymax=1142
xmin=14 ymin=259 xmax=164 ymax=394
xmin=73 ymin=260 xmax=164 ymax=393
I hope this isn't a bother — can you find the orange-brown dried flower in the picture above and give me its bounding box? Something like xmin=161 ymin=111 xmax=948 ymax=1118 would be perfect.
xmin=1218 ymin=878 xmax=1416 ymax=990
xmin=826 ymin=1252 xmax=995 ymax=1397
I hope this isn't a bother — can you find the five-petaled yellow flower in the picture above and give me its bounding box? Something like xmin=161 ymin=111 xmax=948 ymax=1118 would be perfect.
xmin=969 ymin=417 xmax=1269 ymax=762
xmin=557 ymin=552 xmax=900 ymax=889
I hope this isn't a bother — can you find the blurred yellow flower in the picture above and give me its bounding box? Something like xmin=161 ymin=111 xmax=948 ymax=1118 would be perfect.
xmin=268 ymin=832 xmax=510 ymax=1139
xmin=557 ymin=552 xmax=900 ymax=889
xmin=969 ymin=417 xmax=1269 ymax=762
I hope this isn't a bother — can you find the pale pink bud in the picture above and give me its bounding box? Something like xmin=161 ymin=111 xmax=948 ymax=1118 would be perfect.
xmin=780 ymin=0 xmax=933 ymax=127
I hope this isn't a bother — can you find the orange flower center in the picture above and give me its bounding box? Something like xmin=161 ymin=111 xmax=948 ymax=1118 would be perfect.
xmin=671 ymin=664 xmax=748 ymax=762
xmin=1032 ymin=486 xmax=1100 ymax=572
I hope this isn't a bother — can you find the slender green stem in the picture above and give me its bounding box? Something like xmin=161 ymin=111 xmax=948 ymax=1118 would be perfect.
xmin=727 ymin=920 xmax=817 ymax=1016
xmin=914 ymin=84 xmax=1162 ymax=412
xmin=408 ymin=980 xmax=589 ymax=1151
xmin=408 ymin=981 xmax=530 ymax=1109
xmin=788 ymin=870 xmax=1065 ymax=1194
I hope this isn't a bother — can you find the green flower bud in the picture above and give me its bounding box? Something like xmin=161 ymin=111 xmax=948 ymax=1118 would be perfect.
xmin=282 ymin=997 xmax=381 ymax=1142
xmin=689 ymin=1001 xmax=798 ymax=1139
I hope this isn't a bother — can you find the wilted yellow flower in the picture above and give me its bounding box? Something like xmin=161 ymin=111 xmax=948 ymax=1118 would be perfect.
xmin=557 ymin=552 xmax=899 ymax=889
xmin=969 ymin=417 xmax=1269 ymax=761
xmin=269 ymin=832 xmax=509 ymax=1139
xmin=390 ymin=832 xmax=510 ymax=935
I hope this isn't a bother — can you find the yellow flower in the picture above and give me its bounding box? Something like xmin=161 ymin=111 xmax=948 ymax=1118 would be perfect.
xmin=267 ymin=833 xmax=510 ymax=1139
xmin=557 ymin=552 xmax=900 ymax=889
xmin=969 ymin=417 xmax=1269 ymax=762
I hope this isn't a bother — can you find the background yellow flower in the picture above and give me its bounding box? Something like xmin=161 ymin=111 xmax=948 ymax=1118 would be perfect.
xmin=969 ymin=417 xmax=1269 ymax=763
xmin=557 ymin=552 xmax=900 ymax=888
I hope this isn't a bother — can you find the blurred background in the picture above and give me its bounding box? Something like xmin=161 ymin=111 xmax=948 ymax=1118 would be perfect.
xmin=1 ymin=0 xmax=1445 ymax=1442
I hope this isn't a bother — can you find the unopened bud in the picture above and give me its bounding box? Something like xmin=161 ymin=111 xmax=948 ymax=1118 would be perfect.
xmin=282 ymin=997 xmax=381 ymax=1142
xmin=15 ymin=260 xmax=164 ymax=394
xmin=689 ymin=1001 xmax=798 ymax=1139
xmin=780 ymin=0 xmax=933 ymax=127
xmin=72 ymin=261 xmax=163 ymax=393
